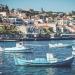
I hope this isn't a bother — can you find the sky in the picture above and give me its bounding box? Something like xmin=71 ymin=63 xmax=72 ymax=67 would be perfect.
xmin=0 ymin=0 xmax=75 ymax=12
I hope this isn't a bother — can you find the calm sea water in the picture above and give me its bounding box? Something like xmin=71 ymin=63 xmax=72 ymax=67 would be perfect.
xmin=0 ymin=40 xmax=75 ymax=75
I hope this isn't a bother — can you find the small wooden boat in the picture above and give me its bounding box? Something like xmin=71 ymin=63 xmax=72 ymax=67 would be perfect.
xmin=49 ymin=43 xmax=73 ymax=48
xmin=14 ymin=53 xmax=74 ymax=66
xmin=3 ymin=42 xmax=33 ymax=53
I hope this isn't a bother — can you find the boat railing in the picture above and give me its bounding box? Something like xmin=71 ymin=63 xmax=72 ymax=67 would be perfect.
xmin=26 ymin=60 xmax=33 ymax=62
xmin=64 ymin=56 xmax=73 ymax=60
xmin=35 ymin=58 xmax=46 ymax=60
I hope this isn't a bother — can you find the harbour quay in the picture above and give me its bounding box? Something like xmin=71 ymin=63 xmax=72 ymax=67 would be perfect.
xmin=0 ymin=33 xmax=75 ymax=41
xmin=0 ymin=33 xmax=23 ymax=41
xmin=24 ymin=33 xmax=75 ymax=41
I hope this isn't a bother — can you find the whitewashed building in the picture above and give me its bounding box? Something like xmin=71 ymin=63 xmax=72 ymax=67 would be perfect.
xmin=56 ymin=17 xmax=69 ymax=25
xmin=25 ymin=19 xmax=34 ymax=25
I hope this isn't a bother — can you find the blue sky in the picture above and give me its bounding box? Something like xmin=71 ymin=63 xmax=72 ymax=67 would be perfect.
xmin=0 ymin=0 xmax=75 ymax=12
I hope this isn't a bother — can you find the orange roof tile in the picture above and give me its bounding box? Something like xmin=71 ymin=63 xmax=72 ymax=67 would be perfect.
xmin=72 ymin=27 xmax=75 ymax=30
xmin=9 ymin=13 xmax=17 ymax=17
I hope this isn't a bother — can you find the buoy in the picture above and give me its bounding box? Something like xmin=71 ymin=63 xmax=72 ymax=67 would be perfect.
xmin=0 ymin=59 xmax=4 ymax=62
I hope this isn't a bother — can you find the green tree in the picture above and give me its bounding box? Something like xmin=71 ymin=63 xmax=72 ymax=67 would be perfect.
xmin=4 ymin=5 xmax=9 ymax=13
xmin=10 ymin=25 xmax=17 ymax=33
xmin=0 ymin=25 xmax=17 ymax=33
xmin=11 ymin=8 xmax=15 ymax=13
xmin=43 ymin=28 xmax=47 ymax=33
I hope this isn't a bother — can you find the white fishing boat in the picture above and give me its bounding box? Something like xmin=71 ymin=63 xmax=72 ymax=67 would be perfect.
xmin=3 ymin=42 xmax=33 ymax=53
xmin=49 ymin=43 xmax=73 ymax=48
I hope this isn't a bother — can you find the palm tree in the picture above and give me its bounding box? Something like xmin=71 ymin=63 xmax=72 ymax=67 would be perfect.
xmin=10 ymin=25 xmax=17 ymax=33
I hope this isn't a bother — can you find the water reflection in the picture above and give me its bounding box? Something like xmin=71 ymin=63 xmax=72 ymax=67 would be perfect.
xmin=14 ymin=66 xmax=47 ymax=75
xmin=13 ymin=66 xmax=73 ymax=75
xmin=46 ymin=66 xmax=73 ymax=75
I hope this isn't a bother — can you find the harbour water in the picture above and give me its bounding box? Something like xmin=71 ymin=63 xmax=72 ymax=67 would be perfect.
xmin=0 ymin=40 xmax=75 ymax=75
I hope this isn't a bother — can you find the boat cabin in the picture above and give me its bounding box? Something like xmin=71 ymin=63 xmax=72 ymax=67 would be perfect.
xmin=16 ymin=42 xmax=23 ymax=48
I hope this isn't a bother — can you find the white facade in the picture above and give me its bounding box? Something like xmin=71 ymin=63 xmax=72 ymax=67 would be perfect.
xmin=38 ymin=19 xmax=44 ymax=23
xmin=25 ymin=19 xmax=34 ymax=24
xmin=53 ymin=27 xmax=56 ymax=32
xmin=0 ymin=12 xmax=8 ymax=17
xmin=60 ymin=28 xmax=64 ymax=33
xmin=56 ymin=18 xmax=69 ymax=25
xmin=8 ymin=17 xmax=24 ymax=25
xmin=69 ymin=22 xmax=73 ymax=26
xmin=59 ymin=20 xmax=68 ymax=25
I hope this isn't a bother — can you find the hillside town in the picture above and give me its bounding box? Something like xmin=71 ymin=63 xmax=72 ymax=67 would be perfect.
xmin=0 ymin=4 xmax=75 ymax=40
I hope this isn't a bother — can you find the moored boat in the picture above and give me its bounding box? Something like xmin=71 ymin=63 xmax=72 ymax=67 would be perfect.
xmin=49 ymin=43 xmax=73 ymax=48
xmin=14 ymin=53 xmax=74 ymax=66
xmin=3 ymin=42 xmax=33 ymax=53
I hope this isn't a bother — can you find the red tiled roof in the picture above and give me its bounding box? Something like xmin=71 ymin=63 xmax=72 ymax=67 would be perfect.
xmin=72 ymin=27 xmax=75 ymax=30
xmin=0 ymin=23 xmax=11 ymax=27
xmin=9 ymin=13 xmax=17 ymax=17
xmin=63 ymin=17 xmax=68 ymax=20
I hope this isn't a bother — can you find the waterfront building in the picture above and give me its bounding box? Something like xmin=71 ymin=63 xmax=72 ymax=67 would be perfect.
xmin=61 ymin=34 xmax=75 ymax=38
xmin=25 ymin=19 xmax=34 ymax=25
xmin=8 ymin=15 xmax=24 ymax=25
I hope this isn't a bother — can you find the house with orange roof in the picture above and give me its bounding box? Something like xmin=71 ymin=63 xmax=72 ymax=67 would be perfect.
xmin=55 ymin=16 xmax=69 ymax=25
xmin=26 ymin=24 xmax=52 ymax=34
xmin=8 ymin=13 xmax=25 ymax=25
xmin=70 ymin=27 xmax=75 ymax=32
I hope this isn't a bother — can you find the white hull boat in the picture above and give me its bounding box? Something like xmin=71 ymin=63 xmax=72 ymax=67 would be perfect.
xmin=49 ymin=43 xmax=73 ymax=48
xmin=2 ymin=42 xmax=33 ymax=53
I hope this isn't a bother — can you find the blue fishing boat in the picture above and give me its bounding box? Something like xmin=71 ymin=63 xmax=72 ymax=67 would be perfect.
xmin=14 ymin=53 xmax=74 ymax=66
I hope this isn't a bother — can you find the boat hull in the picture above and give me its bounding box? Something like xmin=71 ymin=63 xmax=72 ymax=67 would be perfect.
xmin=3 ymin=47 xmax=33 ymax=53
xmin=14 ymin=56 xmax=74 ymax=67
xmin=49 ymin=44 xmax=72 ymax=48
xmin=4 ymin=50 xmax=33 ymax=53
